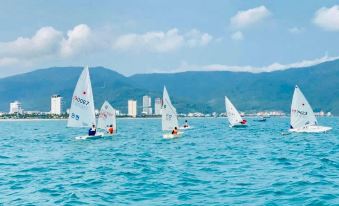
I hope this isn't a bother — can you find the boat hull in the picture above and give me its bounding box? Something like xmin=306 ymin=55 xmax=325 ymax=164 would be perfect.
xmin=253 ymin=119 xmax=266 ymax=122
xmin=179 ymin=126 xmax=193 ymax=130
xmin=229 ymin=124 xmax=247 ymax=128
xmin=75 ymin=134 xmax=103 ymax=140
xmin=163 ymin=131 xmax=183 ymax=139
xmin=289 ymin=125 xmax=332 ymax=133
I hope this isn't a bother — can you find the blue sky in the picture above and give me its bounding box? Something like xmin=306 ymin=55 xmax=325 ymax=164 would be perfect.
xmin=0 ymin=0 xmax=339 ymax=77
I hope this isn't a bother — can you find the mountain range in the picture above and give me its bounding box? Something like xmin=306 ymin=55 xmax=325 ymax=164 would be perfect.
xmin=0 ymin=59 xmax=338 ymax=114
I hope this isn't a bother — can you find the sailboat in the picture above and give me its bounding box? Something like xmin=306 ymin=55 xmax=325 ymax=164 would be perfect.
xmin=97 ymin=101 xmax=116 ymax=136
xmin=67 ymin=66 xmax=102 ymax=139
xmin=225 ymin=96 xmax=247 ymax=127
xmin=162 ymin=86 xmax=181 ymax=139
xmin=289 ymin=85 xmax=331 ymax=133
xmin=253 ymin=116 xmax=266 ymax=122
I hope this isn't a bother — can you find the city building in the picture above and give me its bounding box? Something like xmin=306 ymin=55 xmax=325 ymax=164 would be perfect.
xmin=50 ymin=95 xmax=63 ymax=115
xmin=256 ymin=111 xmax=286 ymax=116
xmin=154 ymin=97 xmax=162 ymax=115
xmin=9 ymin=101 xmax=23 ymax=114
xmin=315 ymin=110 xmax=324 ymax=116
xmin=115 ymin=110 xmax=120 ymax=116
xmin=128 ymin=100 xmax=137 ymax=117
xmin=187 ymin=112 xmax=205 ymax=117
xmin=142 ymin=95 xmax=152 ymax=115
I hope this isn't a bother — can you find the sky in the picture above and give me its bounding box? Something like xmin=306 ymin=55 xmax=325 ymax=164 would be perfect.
xmin=0 ymin=0 xmax=339 ymax=77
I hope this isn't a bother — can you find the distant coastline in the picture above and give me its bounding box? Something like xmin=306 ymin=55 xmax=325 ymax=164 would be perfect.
xmin=1 ymin=115 xmax=335 ymax=122
xmin=0 ymin=118 xmax=66 ymax=122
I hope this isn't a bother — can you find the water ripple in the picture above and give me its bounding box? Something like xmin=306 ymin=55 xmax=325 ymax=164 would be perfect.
xmin=0 ymin=118 xmax=338 ymax=205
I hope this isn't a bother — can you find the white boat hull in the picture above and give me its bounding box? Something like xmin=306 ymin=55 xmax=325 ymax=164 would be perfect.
xmin=289 ymin=125 xmax=332 ymax=133
xmin=163 ymin=131 xmax=183 ymax=139
xmin=179 ymin=126 xmax=193 ymax=130
xmin=75 ymin=134 xmax=103 ymax=140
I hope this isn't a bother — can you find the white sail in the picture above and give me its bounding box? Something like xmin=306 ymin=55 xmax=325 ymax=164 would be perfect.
xmin=225 ymin=96 xmax=243 ymax=126
xmin=97 ymin=101 xmax=116 ymax=131
xmin=162 ymin=86 xmax=178 ymax=131
xmin=67 ymin=66 xmax=96 ymax=128
xmin=290 ymin=85 xmax=317 ymax=129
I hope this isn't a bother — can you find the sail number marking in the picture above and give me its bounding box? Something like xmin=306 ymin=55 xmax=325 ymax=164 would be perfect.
xmin=292 ymin=109 xmax=307 ymax=115
xmin=74 ymin=96 xmax=90 ymax=105
xmin=166 ymin=114 xmax=172 ymax=120
xmin=71 ymin=113 xmax=80 ymax=120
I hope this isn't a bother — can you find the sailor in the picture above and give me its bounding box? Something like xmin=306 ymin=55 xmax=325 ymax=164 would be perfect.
xmin=107 ymin=124 xmax=114 ymax=134
xmin=88 ymin=124 xmax=96 ymax=136
xmin=183 ymin=119 xmax=189 ymax=128
xmin=172 ymin=126 xmax=178 ymax=135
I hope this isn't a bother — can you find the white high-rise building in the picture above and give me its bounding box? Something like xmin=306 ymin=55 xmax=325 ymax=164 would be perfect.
xmin=142 ymin=95 xmax=152 ymax=115
xmin=50 ymin=95 xmax=63 ymax=115
xmin=154 ymin=98 xmax=162 ymax=115
xmin=9 ymin=101 xmax=23 ymax=114
xmin=115 ymin=110 xmax=120 ymax=116
xmin=128 ymin=100 xmax=137 ymax=117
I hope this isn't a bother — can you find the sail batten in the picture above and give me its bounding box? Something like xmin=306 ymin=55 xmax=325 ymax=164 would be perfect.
xmin=67 ymin=66 xmax=96 ymax=128
xmin=162 ymin=86 xmax=178 ymax=131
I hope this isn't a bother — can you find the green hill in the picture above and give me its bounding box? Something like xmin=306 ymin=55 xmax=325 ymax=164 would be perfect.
xmin=130 ymin=60 xmax=339 ymax=114
xmin=0 ymin=60 xmax=338 ymax=114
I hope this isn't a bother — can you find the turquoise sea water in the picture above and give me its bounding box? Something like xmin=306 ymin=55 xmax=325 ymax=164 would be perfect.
xmin=0 ymin=117 xmax=338 ymax=205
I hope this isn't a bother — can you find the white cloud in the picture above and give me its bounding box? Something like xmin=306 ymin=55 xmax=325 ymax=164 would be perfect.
xmin=60 ymin=24 xmax=92 ymax=57
xmin=113 ymin=28 xmax=184 ymax=52
xmin=0 ymin=24 xmax=95 ymax=76
xmin=169 ymin=55 xmax=339 ymax=73
xmin=0 ymin=57 xmax=20 ymax=67
xmin=0 ymin=26 xmax=63 ymax=58
xmin=231 ymin=31 xmax=244 ymax=40
xmin=230 ymin=6 xmax=271 ymax=29
xmin=113 ymin=28 xmax=213 ymax=52
xmin=0 ymin=26 xmax=212 ymax=61
xmin=0 ymin=24 xmax=93 ymax=63
xmin=185 ymin=29 xmax=213 ymax=47
xmin=0 ymin=25 xmax=214 ymax=77
xmin=288 ymin=27 xmax=304 ymax=34
xmin=313 ymin=5 xmax=339 ymax=31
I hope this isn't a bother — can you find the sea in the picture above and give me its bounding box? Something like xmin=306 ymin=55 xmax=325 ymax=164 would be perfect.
xmin=0 ymin=117 xmax=338 ymax=205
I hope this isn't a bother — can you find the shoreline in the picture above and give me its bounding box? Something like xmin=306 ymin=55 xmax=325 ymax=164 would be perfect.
xmin=0 ymin=115 xmax=334 ymax=122
xmin=0 ymin=118 xmax=67 ymax=122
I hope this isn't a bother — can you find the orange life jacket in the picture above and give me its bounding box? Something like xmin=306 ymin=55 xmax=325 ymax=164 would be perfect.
xmin=108 ymin=127 xmax=114 ymax=134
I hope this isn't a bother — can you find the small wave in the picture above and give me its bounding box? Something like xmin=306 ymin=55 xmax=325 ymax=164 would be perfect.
xmin=0 ymin=155 xmax=9 ymax=159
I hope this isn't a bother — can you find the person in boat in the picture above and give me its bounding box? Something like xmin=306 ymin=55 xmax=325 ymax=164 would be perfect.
xmin=107 ymin=124 xmax=114 ymax=134
xmin=240 ymin=119 xmax=247 ymax=125
xmin=183 ymin=120 xmax=189 ymax=128
xmin=88 ymin=124 xmax=96 ymax=136
xmin=172 ymin=127 xmax=178 ymax=135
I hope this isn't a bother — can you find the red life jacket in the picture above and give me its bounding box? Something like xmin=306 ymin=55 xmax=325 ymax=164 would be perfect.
xmin=108 ymin=127 xmax=114 ymax=134
xmin=241 ymin=119 xmax=247 ymax=124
